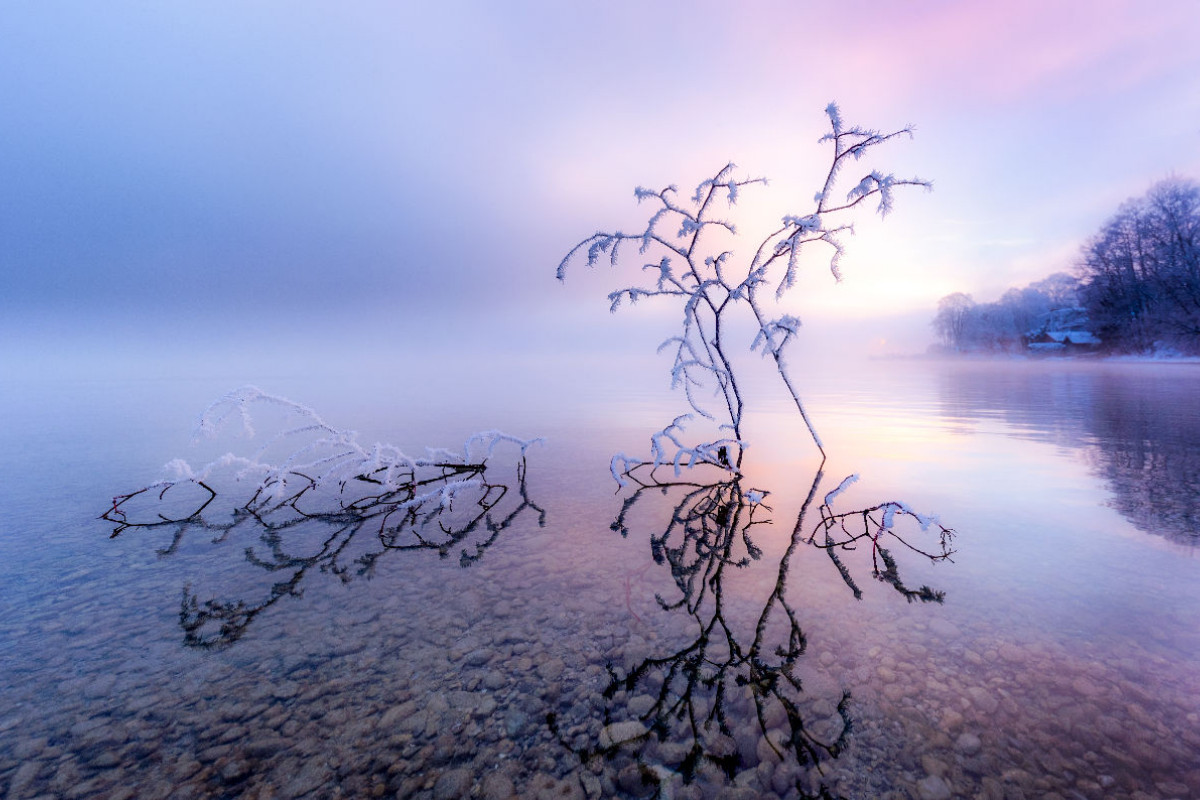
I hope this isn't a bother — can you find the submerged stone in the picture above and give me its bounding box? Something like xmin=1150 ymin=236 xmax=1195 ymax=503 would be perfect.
xmin=599 ymin=721 xmax=648 ymax=748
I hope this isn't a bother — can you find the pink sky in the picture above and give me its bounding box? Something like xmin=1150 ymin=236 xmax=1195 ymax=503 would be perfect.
xmin=525 ymin=1 xmax=1200 ymax=354
xmin=1 ymin=0 xmax=1198 ymax=363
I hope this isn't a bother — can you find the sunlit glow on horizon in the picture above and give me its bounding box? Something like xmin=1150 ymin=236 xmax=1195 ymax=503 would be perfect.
xmin=1 ymin=1 xmax=1198 ymax=365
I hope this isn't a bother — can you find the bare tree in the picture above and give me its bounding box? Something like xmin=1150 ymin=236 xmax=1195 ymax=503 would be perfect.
xmin=558 ymin=104 xmax=929 ymax=478
xmin=933 ymin=273 xmax=1087 ymax=355
xmin=932 ymin=292 xmax=975 ymax=350
xmin=1078 ymin=177 xmax=1200 ymax=353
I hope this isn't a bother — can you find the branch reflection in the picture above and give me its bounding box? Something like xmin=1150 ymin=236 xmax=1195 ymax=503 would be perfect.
xmin=552 ymin=463 xmax=954 ymax=799
xmin=102 ymin=453 xmax=543 ymax=649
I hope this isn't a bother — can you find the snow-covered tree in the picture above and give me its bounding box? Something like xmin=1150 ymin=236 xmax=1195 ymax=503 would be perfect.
xmin=558 ymin=104 xmax=929 ymax=480
xmin=932 ymin=292 xmax=975 ymax=350
xmin=1078 ymin=177 xmax=1200 ymax=354
xmin=932 ymin=272 xmax=1084 ymax=354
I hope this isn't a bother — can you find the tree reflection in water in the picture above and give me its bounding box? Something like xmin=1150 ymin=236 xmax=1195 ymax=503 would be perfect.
xmin=103 ymin=436 xmax=543 ymax=649
xmin=101 ymin=389 xmax=956 ymax=797
xmin=1086 ymin=371 xmax=1200 ymax=544
xmin=551 ymin=462 xmax=954 ymax=800
xmin=936 ymin=364 xmax=1200 ymax=545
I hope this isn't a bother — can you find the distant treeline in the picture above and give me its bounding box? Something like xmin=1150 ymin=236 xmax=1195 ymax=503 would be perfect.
xmin=933 ymin=177 xmax=1200 ymax=356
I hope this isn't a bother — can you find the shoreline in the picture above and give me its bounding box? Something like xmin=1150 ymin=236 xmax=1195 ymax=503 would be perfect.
xmin=873 ymin=351 xmax=1200 ymax=365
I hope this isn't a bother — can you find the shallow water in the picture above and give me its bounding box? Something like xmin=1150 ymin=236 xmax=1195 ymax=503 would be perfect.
xmin=1 ymin=360 xmax=1198 ymax=799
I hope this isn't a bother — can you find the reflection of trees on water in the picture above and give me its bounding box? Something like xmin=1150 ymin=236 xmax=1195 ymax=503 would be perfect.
xmin=551 ymin=464 xmax=953 ymax=799
xmin=935 ymin=365 xmax=1095 ymax=448
xmin=102 ymin=455 xmax=543 ymax=648
xmin=101 ymin=391 xmax=958 ymax=797
xmin=937 ymin=365 xmax=1200 ymax=544
xmin=1085 ymin=373 xmax=1200 ymax=543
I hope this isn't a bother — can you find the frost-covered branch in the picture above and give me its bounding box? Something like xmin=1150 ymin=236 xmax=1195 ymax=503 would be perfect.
xmin=101 ymin=389 xmax=544 ymax=648
xmin=557 ymin=104 xmax=928 ymax=476
xmin=607 ymin=416 xmax=742 ymax=489
xmin=103 ymin=386 xmax=542 ymax=533
xmin=810 ymin=479 xmax=956 ymax=603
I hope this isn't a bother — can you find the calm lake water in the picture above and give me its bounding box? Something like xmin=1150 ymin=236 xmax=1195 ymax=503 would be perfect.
xmin=1 ymin=359 xmax=1198 ymax=800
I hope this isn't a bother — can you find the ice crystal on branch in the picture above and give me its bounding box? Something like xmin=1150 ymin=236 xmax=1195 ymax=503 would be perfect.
xmin=552 ymin=105 xmax=958 ymax=797
xmin=104 ymin=386 xmax=542 ymax=534
xmin=557 ymin=105 xmax=929 ymax=478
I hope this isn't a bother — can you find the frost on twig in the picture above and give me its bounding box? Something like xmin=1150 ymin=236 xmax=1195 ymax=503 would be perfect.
xmin=101 ymin=388 xmax=544 ymax=648
xmin=608 ymin=415 xmax=743 ymax=489
xmin=551 ymin=106 xmax=952 ymax=792
xmin=811 ymin=479 xmax=956 ymax=604
xmin=557 ymin=105 xmax=929 ymax=476
xmin=103 ymin=385 xmax=542 ymax=534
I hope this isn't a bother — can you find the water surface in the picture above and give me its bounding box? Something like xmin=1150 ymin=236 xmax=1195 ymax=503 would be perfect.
xmin=1 ymin=360 xmax=1198 ymax=799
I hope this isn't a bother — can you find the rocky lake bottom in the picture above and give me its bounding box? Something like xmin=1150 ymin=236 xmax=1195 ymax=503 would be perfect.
xmin=3 ymin=363 xmax=1199 ymax=799
xmin=3 ymin=497 xmax=1198 ymax=800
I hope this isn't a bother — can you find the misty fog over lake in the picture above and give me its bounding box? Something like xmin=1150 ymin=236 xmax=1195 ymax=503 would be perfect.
xmin=1 ymin=358 xmax=1197 ymax=799
xmin=4 ymin=4 xmax=1200 ymax=799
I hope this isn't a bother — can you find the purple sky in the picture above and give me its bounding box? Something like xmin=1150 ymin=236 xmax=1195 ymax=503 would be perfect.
xmin=2 ymin=1 xmax=1198 ymax=368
